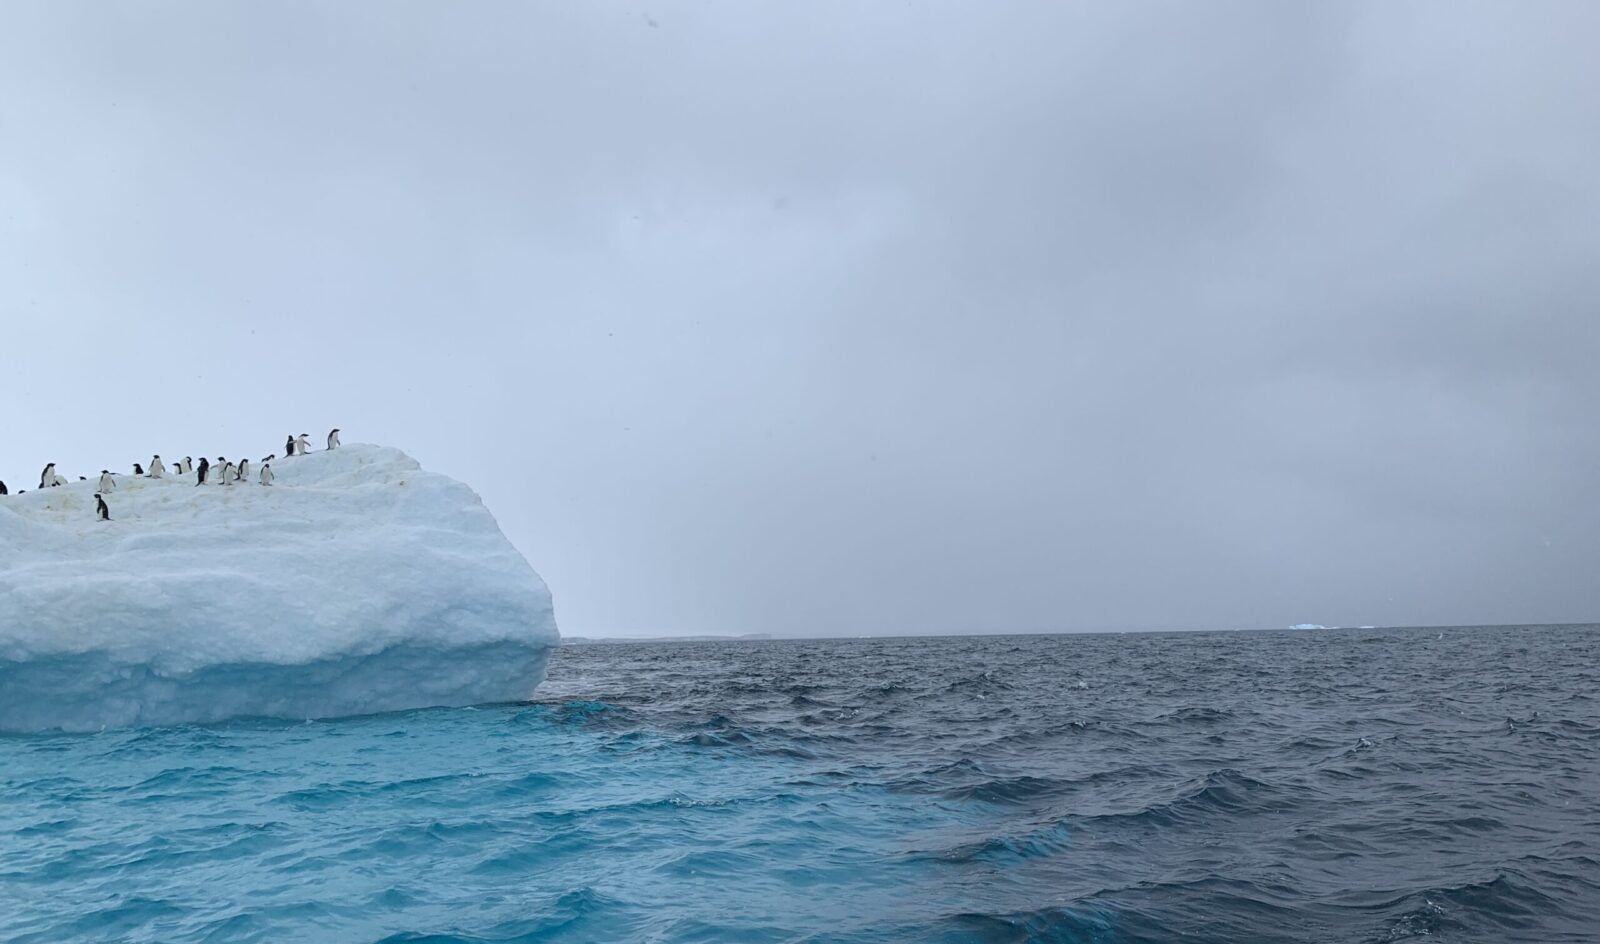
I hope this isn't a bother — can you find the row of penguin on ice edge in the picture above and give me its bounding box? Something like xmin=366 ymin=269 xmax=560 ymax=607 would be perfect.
xmin=0 ymin=429 xmax=341 ymax=521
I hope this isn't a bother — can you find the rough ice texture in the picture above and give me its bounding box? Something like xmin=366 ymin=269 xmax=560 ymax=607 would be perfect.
xmin=0 ymin=444 xmax=558 ymax=732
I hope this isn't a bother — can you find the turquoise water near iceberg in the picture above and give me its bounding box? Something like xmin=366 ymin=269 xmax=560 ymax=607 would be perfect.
xmin=3 ymin=627 xmax=1598 ymax=942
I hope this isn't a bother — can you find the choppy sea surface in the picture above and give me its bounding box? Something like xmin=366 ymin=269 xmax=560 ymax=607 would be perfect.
xmin=3 ymin=626 xmax=1598 ymax=943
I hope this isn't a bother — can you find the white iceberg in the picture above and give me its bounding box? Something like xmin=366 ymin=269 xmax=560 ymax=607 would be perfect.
xmin=0 ymin=444 xmax=558 ymax=733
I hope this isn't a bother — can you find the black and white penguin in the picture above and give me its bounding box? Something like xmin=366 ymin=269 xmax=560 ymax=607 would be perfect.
xmin=295 ymin=433 xmax=311 ymax=456
xmin=132 ymin=463 xmax=144 ymax=476
xmin=285 ymin=434 xmax=296 ymax=457
xmin=98 ymin=470 xmax=115 ymax=492
xmin=149 ymin=456 xmax=165 ymax=479
xmin=0 ymin=480 xmax=8 ymax=495
xmin=262 ymin=454 xmax=275 ymax=464
xmin=195 ymin=457 xmax=210 ymax=486
xmin=180 ymin=456 xmax=193 ymax=474
xmin=259 ymin=462 xmax=274 ymax=486
xmin=216 ymin=458 xmax=234 ymax=485
xmin=40 ymin=463 xmax=56 ymax=489
xmin=326 ymin=428 xmax=341 ymax=450
xmin=94 ymin=493 xmax=110 ymax=521
xmin=236 ymin=458 xmax=251 ymax=483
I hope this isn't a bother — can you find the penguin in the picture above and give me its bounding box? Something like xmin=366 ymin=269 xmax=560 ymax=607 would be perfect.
xmin=295 ymin=433 xmax=311 ymax=456
xmin=195 ymin=457 xmax=210 ymax=485
xmin=98 ymin=470 xmax=115 ymax=492
xmin=262 ymin=454 xmax=275 ymax=464
xmin=285 ymin=434 xmax=296 ymax=457
xmin=94 ymin=493 xmax=110 ymax=521
xmin=40 ymin=463 xmax=56 ymax=489
xmin=217 ymin=458 xmax=234 ymax=485
xmin=236 ymin=458 xmax=250 ymax=484
xmin=149 ymin=456 xmax=165 ymax=479
xmin=78 ymin=476 xmax=86 ymax=481
xmin=326 ymin=428 xmax=341 ymax=450
xmin=52 ymin=472 xmax=69 ymax=487
xmin=132 ymin=463 xmax=145 ymax=476
xmin=259 ymin=462 xmax=274 ymax=486
xmin=0 ymin=480 xmax=7 ymax=495
xmin=180 ymin=457 xmax=193 ymax=474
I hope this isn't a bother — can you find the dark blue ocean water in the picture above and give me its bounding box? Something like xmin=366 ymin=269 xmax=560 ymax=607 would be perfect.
xmin=2 ymin=626 xmax=1597 ymax=943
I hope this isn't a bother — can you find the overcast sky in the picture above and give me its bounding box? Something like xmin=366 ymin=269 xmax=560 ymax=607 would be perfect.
xmin=2 ymin=2 xmax=1596 ymax=636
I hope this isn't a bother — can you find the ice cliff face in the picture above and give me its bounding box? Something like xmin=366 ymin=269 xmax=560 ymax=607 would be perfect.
xmin=0 ymin=444 xmax=559 ymax=732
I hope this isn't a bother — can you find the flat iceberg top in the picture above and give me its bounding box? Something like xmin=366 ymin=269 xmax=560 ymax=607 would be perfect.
xmin=0 ymin=444 xmax=558 ymax=731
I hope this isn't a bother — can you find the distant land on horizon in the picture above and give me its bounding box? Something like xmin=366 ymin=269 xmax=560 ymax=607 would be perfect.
xmin=562 ymin=633 xmax=777 ymax=645
xmin=558 ymin=623 xmax=1598 ymax=644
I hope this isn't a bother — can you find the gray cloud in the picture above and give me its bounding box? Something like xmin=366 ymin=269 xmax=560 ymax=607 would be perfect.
xmin=3 ymin=1 xmax=1596 ymax=635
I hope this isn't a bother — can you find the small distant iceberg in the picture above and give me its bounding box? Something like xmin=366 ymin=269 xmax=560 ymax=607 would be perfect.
xmin=1288 ymin=623 xmax=1329 ymax=630
xmin=0 ymin=444 xmax=559 ymax=732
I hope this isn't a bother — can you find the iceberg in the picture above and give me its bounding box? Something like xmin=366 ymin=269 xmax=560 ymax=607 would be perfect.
xmin=0 ymin=444 xmax=558 ymax=733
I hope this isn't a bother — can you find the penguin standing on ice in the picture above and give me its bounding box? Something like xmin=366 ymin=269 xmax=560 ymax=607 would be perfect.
xmin=295 ymin=433 xmax=311 ymax=456
xmin=326 ymin=428 xmax=341 ymax=450
xmin=285 ymin=434 xmax=296 ymax=457
xmin=94 ymin=493 xmax=110 ymax=521
xmin=132 ymin=463 xmax=145 ymax=476
xmin=261 ymin=454 xmax=275 ymax=464
xmin=236 ymin=458 xmax=250 ymax=484
xmin=149 ymin=456 xmax=165 ymax=478
xmin=259 ymin=462 xmax=274 ymax=486
xmin=98 ymin=470 xmax=115 ymax=492
xmin=217 ymin=458 xmax=235 ymax=484
xmin=180 ymin=457 xmax=193 ymax=474
xmin=195 ymin=457 xmax=210 ymax=485
xmin=40 ymin=463 xmax=57 ymax=489
xmin=0 ymin=480 xmax=8 ymax=495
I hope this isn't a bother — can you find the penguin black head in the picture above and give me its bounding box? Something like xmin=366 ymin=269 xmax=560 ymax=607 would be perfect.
xmin=101 ymin=470 xmax=109 ymax=474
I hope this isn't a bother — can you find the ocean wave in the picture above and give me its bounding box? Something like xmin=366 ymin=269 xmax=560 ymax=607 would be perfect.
xmin=929 ymin=819 xmax=1074 ymax=864
xmin=373 ymin=887 xmax=628 ymax=944
xmin=1061 ymin=769 xmax=1314 ymax=830
xmin=1367 ymin=871 xmax=1578 ymax=941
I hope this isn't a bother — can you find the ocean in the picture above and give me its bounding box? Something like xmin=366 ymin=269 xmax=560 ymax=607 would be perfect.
xmin=2 ymin=626 xmax=1596 ymax=943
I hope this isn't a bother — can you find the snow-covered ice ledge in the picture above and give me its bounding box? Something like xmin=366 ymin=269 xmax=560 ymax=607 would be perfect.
xmin=0 ymin=444 xmax=559 ymax=732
